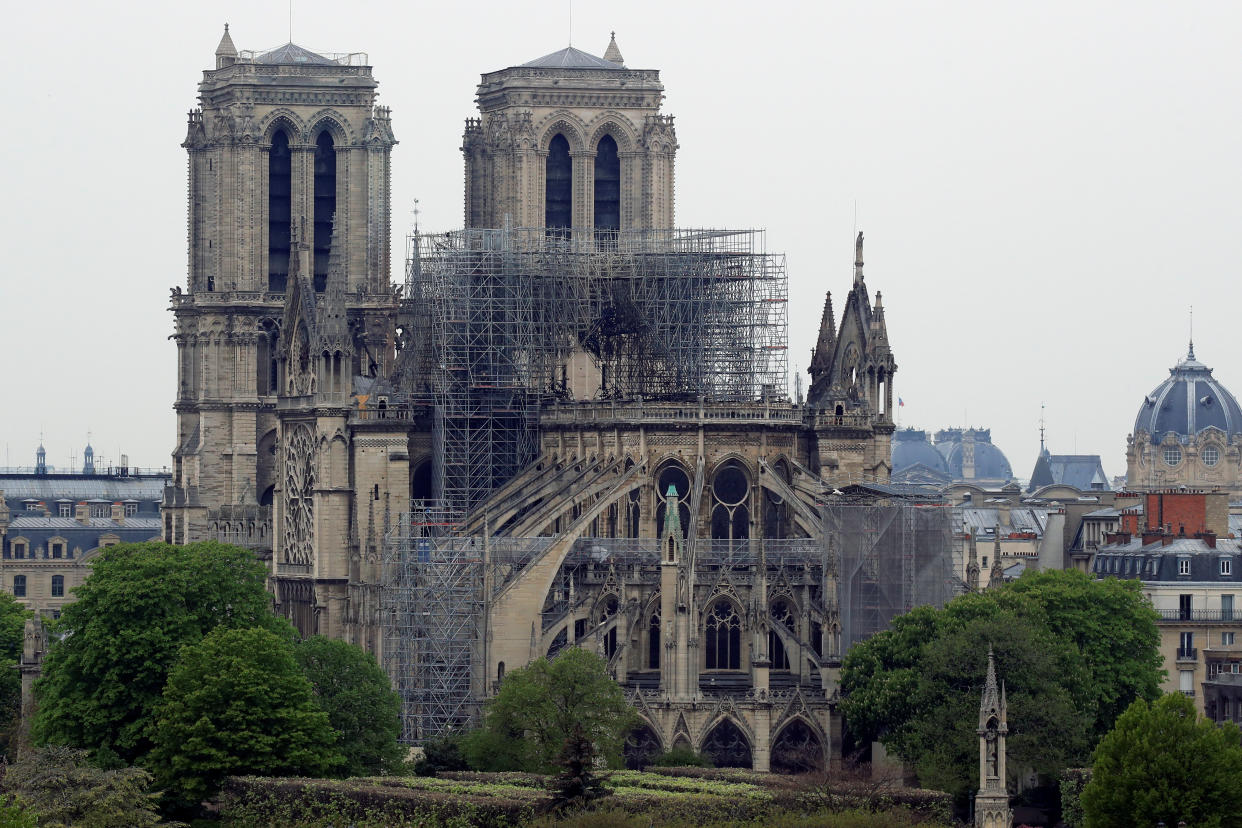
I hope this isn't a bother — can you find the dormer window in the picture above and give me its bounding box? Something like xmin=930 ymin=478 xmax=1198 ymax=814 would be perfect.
xmin=1179 ymin=557 xmax=1192 ymax=576
xmin=1222 ymin=557 xmax=1233 ymax=577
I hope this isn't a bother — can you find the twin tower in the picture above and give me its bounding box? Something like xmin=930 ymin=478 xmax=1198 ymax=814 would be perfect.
xmin=164 ymin=27 xmax=680 ymax=588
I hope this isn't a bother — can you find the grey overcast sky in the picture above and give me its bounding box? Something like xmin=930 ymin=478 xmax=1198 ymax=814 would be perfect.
xmin=2 ymin=1 xmax=1240 ymax=482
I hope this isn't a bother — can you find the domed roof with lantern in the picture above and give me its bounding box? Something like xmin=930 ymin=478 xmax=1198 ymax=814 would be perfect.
xmin=1132 ymin=343 xmax=1242 ymax=444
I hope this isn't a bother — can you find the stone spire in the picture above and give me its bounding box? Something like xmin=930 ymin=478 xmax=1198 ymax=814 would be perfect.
xmin=870 ymin=291 xmax=890 ymax=350
xmin=316 ymin=214 xmax=351 ymax=354
xmin=975 ymin=647 xmax=1012 ymax=827
xmin=603 ymin=31 xmax=625 ymax=65
xmin=809 ymin=292 xmax=836 ymax=381
xmin=989 ymin=528 xmax=1004 ymax=588
xmin=966 ymin=527 xmax=980 ymax=592
xmin=661 ymin=483 xmax=684 ymax=564
xmin=215 ymin=23 xmax=238 ymax=69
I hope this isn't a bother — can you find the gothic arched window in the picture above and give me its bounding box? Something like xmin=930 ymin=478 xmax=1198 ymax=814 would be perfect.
xmin=268 ymin=129 xmax=292 ymax=291
xmin=710 ymin=462 xmax=750 ymax=542
xmin=594 ymin=134 xmax=620 ymax=241
xmin=313 ymin=130 xmax=336 ymax=292
xmin=546 ymin=134 xmax=572 ymax=233
xmin=705 ymin=599 xmax=742 ymax=670
xmin=769 ymin=600 xmax=794 ymax=671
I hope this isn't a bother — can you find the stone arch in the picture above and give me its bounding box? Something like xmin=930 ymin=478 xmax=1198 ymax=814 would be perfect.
xmin=770 ymin=716 xmax=826 ymax=774
xmin=624 ymin=719 xmax=664 ymax=769
xmin=699 ymin=717 xmax=752 ymax=768
xmin=260 ymin=109 xmax=307 ymax=144
xmin=537 ymin=113 xmax=587 ymax=154
xmin=307 ymin=110 xmax=355 ymax=145
xmin=586 ymin=115 xmax=638 ymax=154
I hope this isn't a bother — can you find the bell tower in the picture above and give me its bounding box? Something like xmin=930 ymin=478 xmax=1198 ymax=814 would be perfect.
xmin=165 ymin=25 xmax=397 ymax=548
xmin=462 ymin=33 xmax=677 ymax=233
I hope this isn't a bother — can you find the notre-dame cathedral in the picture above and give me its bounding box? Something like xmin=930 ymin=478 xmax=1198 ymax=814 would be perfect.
xmin=164 ymin=26 xmax=929 ymax=772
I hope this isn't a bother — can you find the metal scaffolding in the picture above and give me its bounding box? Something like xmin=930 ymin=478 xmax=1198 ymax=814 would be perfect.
xmin=826 ymin=500 xmax=957 ymax=652
xmin=381 ymin=509 xmax=957 ymax=742
xmin=380 ymin=501 xmax=479 ymax=743
xmin=403 ymin=228 xmax=789 ymax=510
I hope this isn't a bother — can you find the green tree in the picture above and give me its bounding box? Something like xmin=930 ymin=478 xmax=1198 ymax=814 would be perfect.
xmin=0 ymin=593 xmax=32 ymax=759
xmin=1003 ymin=570 xmax=1162 ymax=741
xmin=4 ymin=744 xmax=166 ymax=827
xmin=149 ymin=626 xmax=341 ymax=809
xmin=1081 ymin=693 xmax=1242 ymax=828
xmin=463 ymin=648 xmax=636 ymax=772
xmin=33 ymin=541 xmax=281 ymax=765
xmin=295 ymin=636 xmax=403 ymax=776
xmin=841 ymin=571 xmax=1160 ymax=800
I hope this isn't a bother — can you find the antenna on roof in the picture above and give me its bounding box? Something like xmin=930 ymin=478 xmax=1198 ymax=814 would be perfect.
xmin=1039 ymin=403 xmax=1046 ymax=454
xmin=289 ymin=0 xmax=294 ymax=43
xmin=1188 ymin=305 xmax=1195 ymax=360
xmin=568 ymin=0 xmax=573 ymax=46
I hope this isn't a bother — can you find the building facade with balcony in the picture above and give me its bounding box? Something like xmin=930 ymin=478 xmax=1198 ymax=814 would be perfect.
xmin=1093 ymin=489 xmax=1240 ymax=713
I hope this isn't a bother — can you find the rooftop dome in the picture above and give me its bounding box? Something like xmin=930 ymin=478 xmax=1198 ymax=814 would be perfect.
xmin=1133 ymin=346 xmax=1242 ymax=443
xmin=892 ymin=429 xmax=950 ymax=476
xmin=935 ymin=428 xmax=1013 ymax=482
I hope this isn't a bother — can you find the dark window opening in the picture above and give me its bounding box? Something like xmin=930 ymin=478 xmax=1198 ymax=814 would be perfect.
xmin=594 ymin=135 xmax=620 ymax=242
xmin=545 ymin=134 xmax=572 ymax=233
xmin=411 ymin=461 xmax=434 ymax=502
xmin=648 ymin=613 xmax=660 ymax=669
xmin=705 ymin=600 xmax=742 ymax=670
xmin=12 ymin=576 xmax=25 ymax=598
xmin=313 ymin=130 xmax=336 ymax=292
xmin=51 ymin=575 xmax=64 ymax=598
xmin=268 ymin=130 xmax=291 ymax=292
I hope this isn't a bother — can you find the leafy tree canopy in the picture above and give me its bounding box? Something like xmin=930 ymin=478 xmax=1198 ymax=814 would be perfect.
xmin=1082 ymin=693 xmax=1242 ymax=828
xmin=295 ymin=635 xmax=404 ymax=776
xmin=149 ymin=626 xmax=341 ymax=809
xmin=841 ymin=570 xmax=1161 ymax=799
xmin=4 ymin=744 xmax=166 ymax=828
xmin=464 ymin=648 xmax=636 ymax=773
xmin=33 ymin=541 xmax=282 ymax=765
xmin=0 ymin=592 xmax=31 ymax=663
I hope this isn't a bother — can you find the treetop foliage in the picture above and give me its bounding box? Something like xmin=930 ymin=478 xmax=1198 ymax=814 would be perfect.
xmin=32 ymin=541 xmax=280 ymax=765
xmin=150 ymin=625 xmax=341 ymax=809
xmin=840 ymin=569 xmax=1162 ymax=799
xmin=1082 ymin=693 xmax=1242 ymax=828
xmin=465 ymin=647 xmax=636 ymax=773
xmin=295 ymin=635 xmax=404 ymax=777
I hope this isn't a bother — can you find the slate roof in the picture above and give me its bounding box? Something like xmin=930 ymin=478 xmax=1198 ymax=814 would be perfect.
xmin=1133 ymin=348 xmax=1242 ymax=442
xmin=522 ymin=46 xmax=623 ymax=69
xmin=0 ymin=475 xmax=166 ymax=504
xmin=1094 ymin=536 xmax=1242 ymax=582
xmin=1029 ymin=451 xmax=1109 ymax=492
xmin=958 ymin=506 xmax=1049 ymax=537
xmin=255 ymin=42 xmax=337 ymax=65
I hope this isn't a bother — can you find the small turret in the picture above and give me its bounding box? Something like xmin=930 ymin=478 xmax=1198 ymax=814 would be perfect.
xmin=82 ymin=442 xmax=95 ymax=475
xmin=35 ymin=444 xmax=47 ymax=476
xmin=215 ymin=23 xmax=238 ymax=69
xmin=603 ymin=31 xmax=625 ymax=66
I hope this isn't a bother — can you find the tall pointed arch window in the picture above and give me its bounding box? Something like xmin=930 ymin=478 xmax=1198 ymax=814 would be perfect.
xmin=546 ymin=134 xmax=572 ymax=234
xmin=268 ymin=130 xmax=292 ymax=291
xmin=313 ymin=130 xmax=336 ymax=292
xmin=594 ymin=135 xmax=620 ymax=242
xmin=705 ymin=599 xmax=742 ymax=670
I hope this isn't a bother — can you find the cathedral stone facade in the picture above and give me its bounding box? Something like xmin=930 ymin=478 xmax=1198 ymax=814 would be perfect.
xmin=166 ymin=29 xmax=923 ymax=771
